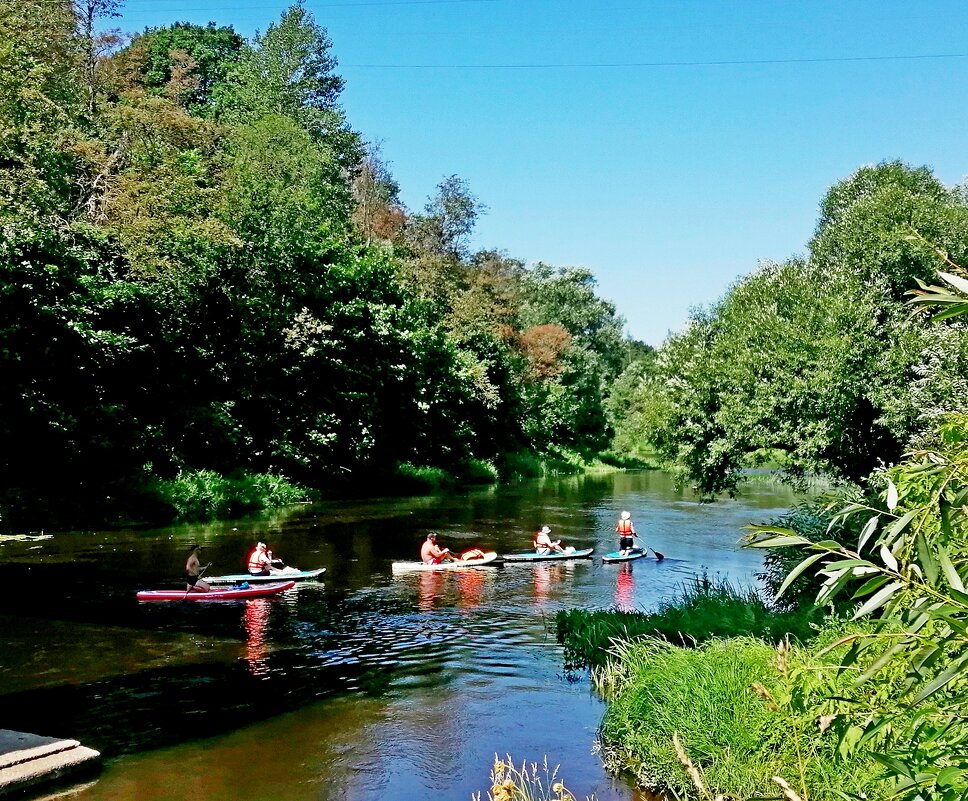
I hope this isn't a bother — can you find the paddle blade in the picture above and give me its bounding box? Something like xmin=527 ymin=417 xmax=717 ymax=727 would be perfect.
xmin=653 ymin=549 xmax=665 ymax=561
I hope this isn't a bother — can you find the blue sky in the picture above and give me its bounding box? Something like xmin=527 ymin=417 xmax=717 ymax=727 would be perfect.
xmin=117 ymin=0 xmax=968 ymax=345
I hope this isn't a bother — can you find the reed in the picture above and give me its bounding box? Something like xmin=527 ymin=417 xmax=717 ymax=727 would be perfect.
xmin=472 ymin=755 xmax=595 ymax=801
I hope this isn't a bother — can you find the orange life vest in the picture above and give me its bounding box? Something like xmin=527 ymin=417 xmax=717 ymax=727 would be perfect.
xmin=616 ymin=519 xmax=633 ymax=535
xmin=248 ymin=548 xmax=268 ymax=572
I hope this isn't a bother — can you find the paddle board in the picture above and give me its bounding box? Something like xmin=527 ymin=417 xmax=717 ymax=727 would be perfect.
xmin=502 ymin=547 xmax=594 ymax=562
xmin=601 ymin=549 xmax=647 ymax=564
xmin=206 ymin=567 xmax=326 ymax=585
xmin=391 ymin=551 xmax=499 ymax=573
xmin=136 ymin=581 xmax=296 ymax=602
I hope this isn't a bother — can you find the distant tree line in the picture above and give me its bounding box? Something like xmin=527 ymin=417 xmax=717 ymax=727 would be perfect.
xmin=0 ymin=1 xmax=649 ymax=528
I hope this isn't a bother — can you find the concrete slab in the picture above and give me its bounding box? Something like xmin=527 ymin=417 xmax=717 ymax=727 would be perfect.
xmin=0 ymin=731 xmax=100 ymax=798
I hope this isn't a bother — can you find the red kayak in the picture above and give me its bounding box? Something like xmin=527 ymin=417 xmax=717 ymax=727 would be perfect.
xmin=136 ymin=580 xmax=296 ymax=602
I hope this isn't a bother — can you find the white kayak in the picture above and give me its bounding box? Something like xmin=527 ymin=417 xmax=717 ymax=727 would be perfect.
xmin=206 ymin=567 xmax=326 ymax=585
xmin=391 ymin=551 xmax=500 ymax=573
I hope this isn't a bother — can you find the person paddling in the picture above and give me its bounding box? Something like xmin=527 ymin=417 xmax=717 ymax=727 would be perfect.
xmin=185 ymin=544 xmax=211 ymax=592
xmin=533 ymin=526 xmax=567 ymax=555
xmin=247 ymin=541 xmax=287 ymax=576
xmin=616 ymin=511 xmax=637 ymax=556
xmin=420 ymin=532 xmax=455 ymax=564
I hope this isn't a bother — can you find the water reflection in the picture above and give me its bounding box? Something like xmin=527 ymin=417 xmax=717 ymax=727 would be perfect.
xmin=614 ymin=563 xmax=635 ymax=611
xmin=417 ymin=571 xmax=446 ymax=611
xmin=243 ymin=599 xmax=271 ymax=676
xmin=455 ymin=569 xmax=486 ymax=609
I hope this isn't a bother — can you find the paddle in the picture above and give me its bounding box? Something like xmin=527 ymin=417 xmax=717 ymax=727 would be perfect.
xmin=644 ymin=543 xmax=665 ymax=561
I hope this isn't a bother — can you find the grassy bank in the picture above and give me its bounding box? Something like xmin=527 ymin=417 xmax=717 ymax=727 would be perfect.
xmin=555 ymin=578 xmax=893 ymax=799
xmin=556 ymin=576 xmax=820 ymax=669
xmin=592 ymin=629 xmax=886 ymax=799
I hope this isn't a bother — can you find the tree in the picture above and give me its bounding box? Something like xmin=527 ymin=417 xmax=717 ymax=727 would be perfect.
xmin=123 ymin=22 xmax=244 ymax=112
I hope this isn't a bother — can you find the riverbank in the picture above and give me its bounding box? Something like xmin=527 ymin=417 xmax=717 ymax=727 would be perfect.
xmin=555 ymin=582 xmax=887 ymax=799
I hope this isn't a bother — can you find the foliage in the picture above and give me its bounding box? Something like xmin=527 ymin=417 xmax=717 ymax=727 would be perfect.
xmin=625 ymin=162 xmax=968 ymax=496
xmin=0 ymin=2 xmax=636 ymax=529
xmin=747 ymin=412 xmax=968 ymax=800
xmin=556 ymin=575 xmax=819 ymax=669
xmin=148 ymin=469 xmax=309 ymax=521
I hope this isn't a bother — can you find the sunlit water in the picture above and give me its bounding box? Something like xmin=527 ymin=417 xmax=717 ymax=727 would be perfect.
xmin=0 ymin=471 xmax=799 ymax=800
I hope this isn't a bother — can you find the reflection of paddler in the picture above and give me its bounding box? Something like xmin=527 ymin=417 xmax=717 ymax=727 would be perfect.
xmin=244 ymin=598 xmax=271 ymax=675
xmin=418 ymin=570 xmax=446 ymax=611
xmin=455 ymin=568 xmax=485 ymax=609
xmin=614 ymin=562 xmax=635 ymax=610
xmin=533 ymin=564 xmax=552 ymax=601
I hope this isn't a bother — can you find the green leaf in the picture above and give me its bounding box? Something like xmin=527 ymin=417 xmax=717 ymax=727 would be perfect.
xmin=916 ymin=531 xmax=939 ymax=586
xmin=853 ymin=580 xmax=903 ymax=620
xmin=910 ymin=652 xmax=968 ymax=705
xmin=852 ymin=574 xmax=891 ymax=599
xmin=940 ymin=270 xmax=968 ymax=295
xmin=883 ymin=509 xmax=918 ymax=546
xmin=858 ymin=514 xmax=880 ymax=553
xmin=886 ymin=479 xmax=899 ymax=511
xmin=776 ymin=551 xmax=827 ymax=598
xmin=880 ymin=544 xmax=899 ymax=573
xmin=746 ymin=534 xmax=811 ymax=549
xmin=938 ymin=546 xmax=966 ymax=592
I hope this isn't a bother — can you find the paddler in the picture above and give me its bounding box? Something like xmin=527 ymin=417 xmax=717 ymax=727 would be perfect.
xmin=247 ymin=541 xmax=287 ymax=576
xmin=420 ymin=532 xmax=455 ymax=564
xmin=185 ymin=543 xmax=211 ymax=592
xmin=533 ymin=525 xmax=567 ymax=555
xmin=616 ymin=511 xmax=637 ymax=556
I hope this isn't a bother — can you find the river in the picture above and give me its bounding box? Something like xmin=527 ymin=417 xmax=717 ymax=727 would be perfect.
xmin=0 ymin=470 xmax=799 ymax=801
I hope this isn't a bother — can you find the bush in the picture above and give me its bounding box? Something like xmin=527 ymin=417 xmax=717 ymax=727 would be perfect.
xmin=149 ymin=469 xmax=309 ymax=521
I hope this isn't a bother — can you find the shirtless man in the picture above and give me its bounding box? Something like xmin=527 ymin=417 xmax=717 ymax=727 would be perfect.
xmin=185 ymin=544 xmax=211 ymax=592
xmin=420 ymin=532 xmax=455 ymax=564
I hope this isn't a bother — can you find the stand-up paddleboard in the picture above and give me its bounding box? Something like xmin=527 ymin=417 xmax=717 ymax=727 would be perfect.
xmin=136 ymin=581 xmax=296 ymax=602
xmin=391 ymin=551 xmax=499 ymax=573
xmin=601 ymin=549 xmax=647 ymax=564
xmin=502 ymin=547 xmax=594 ymax=563
xmin=206 ymin=567 xmax=326 ymax=585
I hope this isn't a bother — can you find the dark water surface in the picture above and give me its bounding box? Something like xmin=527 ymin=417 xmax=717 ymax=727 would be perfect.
xmin=0 ymin=471 xmax=798 ymax=800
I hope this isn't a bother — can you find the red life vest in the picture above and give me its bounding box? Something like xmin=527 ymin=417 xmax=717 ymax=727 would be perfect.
xmin=616 ymin=519 xmax=633 ymax=535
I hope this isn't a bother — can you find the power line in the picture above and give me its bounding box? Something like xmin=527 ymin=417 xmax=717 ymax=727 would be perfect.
xmin=339 ymin=53 xmax=968 ymax=69
xmin=122 ymin=0 xmax=499 ymax=8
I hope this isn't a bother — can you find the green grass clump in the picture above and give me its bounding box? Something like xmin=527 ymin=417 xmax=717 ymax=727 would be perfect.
xmin=149 ymin=469 xmax=309 ymax=522
xmin=556 ymin=575 xmax=819 ymax=669
xmin=390 ymin=462 xmax=453 ymax=493
xmin=594 ymin=630 xmax=886 ymax=799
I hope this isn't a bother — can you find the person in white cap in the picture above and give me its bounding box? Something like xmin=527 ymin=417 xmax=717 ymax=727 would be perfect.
xmin=533 ymin=525 xmax=567 ymax=554
xmin=616 ymin=511 xmax=637 ymax=556
xmin=247 ymin=541 xmax=286 ymax=575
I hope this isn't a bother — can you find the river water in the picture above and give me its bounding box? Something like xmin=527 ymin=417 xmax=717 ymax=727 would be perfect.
xmin=0 ymin=470 xmax=798 ymax=801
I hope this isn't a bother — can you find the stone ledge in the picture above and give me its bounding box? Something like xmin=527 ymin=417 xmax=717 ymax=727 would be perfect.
xmin=0 ymin=731 xmax=100 ymax=798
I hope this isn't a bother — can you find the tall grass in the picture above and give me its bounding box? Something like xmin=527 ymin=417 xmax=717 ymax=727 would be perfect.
xmin=556 ymin=575 xmax=820 ymax=669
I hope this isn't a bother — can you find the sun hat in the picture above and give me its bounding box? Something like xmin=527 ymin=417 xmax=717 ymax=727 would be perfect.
xmin=621 ymin=511 xmax=631 ymax=520
xmin=540 ymin=526 xmax=552 ymax=534
xmin=427 ymin=531 xmax=438 ymax=538
xmin=257 ymin=541 xmax=267 ymax=549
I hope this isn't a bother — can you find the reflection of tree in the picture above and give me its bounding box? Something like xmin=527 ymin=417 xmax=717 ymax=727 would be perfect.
xmin=244 ymin=598 xmax=271 ymax=676
xmin=455 ymin=570 xmax=484 ymax=609
xmin=418 ymin=571 xmax=446 ymax=612
xmin=614 ymin=563 xmax=635 ymax=611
